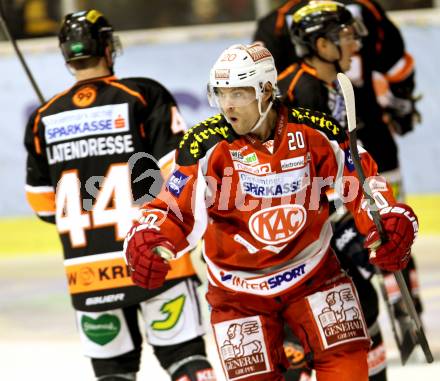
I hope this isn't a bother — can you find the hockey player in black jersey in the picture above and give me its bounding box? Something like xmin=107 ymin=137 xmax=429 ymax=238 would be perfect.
xmin=256 ymin=1 xmax=422 ymax=380
xmin=24 ymin=9 xmax=216 ymax=381
xmin=255 ymin=0 xmax=421 ymax=175
xmin=277 ymin=1 xmax=366 ymax=127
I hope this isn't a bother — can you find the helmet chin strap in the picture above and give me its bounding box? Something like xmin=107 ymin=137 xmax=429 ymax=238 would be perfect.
xmin=250 ymin=96 xmax=273 ymax=133
xmin=222 ymin=96 xmax=274 ymax=135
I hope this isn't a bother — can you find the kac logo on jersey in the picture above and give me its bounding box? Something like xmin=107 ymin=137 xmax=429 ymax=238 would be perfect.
xmin=166 ymin=170 xmax=189 ymax=197
xmin=344 ymin=148 xmax=355 ymax=172
xmin=249 ymin=205 xmax=307 ymax=245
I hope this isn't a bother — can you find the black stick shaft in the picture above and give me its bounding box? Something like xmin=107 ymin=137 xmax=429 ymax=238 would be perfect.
xmin=0 ymin=5 xmax=45 ymax=104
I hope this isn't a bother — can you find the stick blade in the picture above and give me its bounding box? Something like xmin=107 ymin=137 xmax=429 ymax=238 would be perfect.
xmin=337 ymin=72 xmax=357 ymax=132
xmin=398 ymin=318 xmax=419 ymax=365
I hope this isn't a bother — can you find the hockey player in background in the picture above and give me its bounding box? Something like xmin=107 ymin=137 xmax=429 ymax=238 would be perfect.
xmin=254 ymin=0 xmax=421 ymax=197
xmin=24 ymin=9 xmax=216 ymax=381
xmin=123 ymin=43 xmax=419 ymax=381
xmin=276 ymin=2 xmax=386 ymax=379
xmin=254 ymin=0 xmax=423 ymax=369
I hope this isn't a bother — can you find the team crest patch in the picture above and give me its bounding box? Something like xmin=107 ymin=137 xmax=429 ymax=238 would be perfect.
xmin=213 ymin=316 xmax=272 ymax=380
xmin=166 ymin=170 xmax=190 ymax=197
xmin=249 ymin=204 xmax=307 ymax=245
xmin=307 ymin=283 xmax=368 ymax=349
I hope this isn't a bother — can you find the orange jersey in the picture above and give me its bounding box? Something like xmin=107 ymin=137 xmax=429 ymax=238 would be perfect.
xmin=141 ymin=104 xmax=395 ymax=297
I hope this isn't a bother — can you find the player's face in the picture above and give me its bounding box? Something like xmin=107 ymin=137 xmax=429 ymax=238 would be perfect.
xmin=216 ymin=87 xmax=261 ymax=135
xmin=337 ymin=26 xmax=361 ymax=71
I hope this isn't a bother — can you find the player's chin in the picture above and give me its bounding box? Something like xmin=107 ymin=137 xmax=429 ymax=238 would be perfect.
xmin=232 ymin=127 xmax=247 ymax=136
xmin=230 ymin=121 xmax=248 ymax=135
xmin=341 ymin=59 xmax=352 ymax=72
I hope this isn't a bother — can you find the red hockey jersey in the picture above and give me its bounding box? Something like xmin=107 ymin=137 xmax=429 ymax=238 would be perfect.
xmin=141 ymin=104 xmax=395 ymax=297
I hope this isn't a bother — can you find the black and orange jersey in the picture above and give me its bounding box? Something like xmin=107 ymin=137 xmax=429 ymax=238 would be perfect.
xmin=24 ymin=75 xmax=196 ymax=311
xmin=139 ymin=104 xmax=396 ymax=297
xmin=278 ymin=62 xmax=347 ymax=129
xmin=254 ymin=0 xmax=303 ymax=75
xmin=254 ymin=0 xmax=415 ymax=172
xmin=254 ymin=0 xmax=411 ymax=78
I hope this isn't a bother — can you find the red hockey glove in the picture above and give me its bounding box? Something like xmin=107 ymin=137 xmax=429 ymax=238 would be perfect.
xmin=123 ymin=222 xmax=175 ymax=289
xmin=364 ymin=203 xmax=418 ymax=272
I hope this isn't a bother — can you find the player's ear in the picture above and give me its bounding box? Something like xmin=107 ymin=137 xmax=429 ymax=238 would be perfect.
xmin=262 ymin=83 xmax=273 ymax=102
xmin=104 ymin=46 xmax=113 ymax=68
xmin=315 ymin=36 xmax=329 ymax=54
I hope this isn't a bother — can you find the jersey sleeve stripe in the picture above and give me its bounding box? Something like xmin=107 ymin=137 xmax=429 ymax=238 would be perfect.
xmin=287 ymin=68 xmax=304 ymax=102
xmin=139 ymin=122 xmax=146 ymax=138
xmin=277 ymin=63 xmax=298 ymax=81
xmin=356 ymin=0 xmax=382 ymax=21
xmin=33 ymin=87 xmax=73 ymax=134
xmin=31 ymin=88 xmax=73 ymax=154
xmin=385 ymin=52 xmax=414 ymax=83
xmin=275 ymin=0 xmax=301 ymax=33
xmin=25 ymin=189 xmax=55 ymax=213
xmin=106 ymin=81 xmax=147 ymax=105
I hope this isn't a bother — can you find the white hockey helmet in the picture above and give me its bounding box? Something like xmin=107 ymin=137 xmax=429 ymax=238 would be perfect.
xmin=207 ymin=43 xmax=278 ymax=109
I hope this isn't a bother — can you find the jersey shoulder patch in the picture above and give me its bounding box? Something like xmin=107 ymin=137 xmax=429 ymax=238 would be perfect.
xmin=177 ymin=114 xmax=236 ymax=166
xmin=288 ymin=107 xmax=346 ymax=143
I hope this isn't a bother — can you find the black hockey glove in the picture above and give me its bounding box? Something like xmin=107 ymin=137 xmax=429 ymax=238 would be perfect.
xmin=331 ymin=215 xmax=375 ymax=274
xmin=384 ymin=94 xmax=421 ymax=136
xmin=385 ymin=72 xmax=421 ymax=135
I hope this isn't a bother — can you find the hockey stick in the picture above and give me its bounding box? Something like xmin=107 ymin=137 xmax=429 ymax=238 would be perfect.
xmin=339 ymin=71 xmax=415 ymax=364
xmin=337 ymin=72 xmax=434 ymax=364
xmin=375 ymin=269 xmax=417 ymax=364
xmin=0 ymin=3 xmax=45 ymax=103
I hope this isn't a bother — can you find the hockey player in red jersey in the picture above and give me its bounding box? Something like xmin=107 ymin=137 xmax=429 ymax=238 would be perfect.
xmin=124 ymin=43 xmax=419 ymax=381
xmin=24 ymin=9 xmax=216 ymax=381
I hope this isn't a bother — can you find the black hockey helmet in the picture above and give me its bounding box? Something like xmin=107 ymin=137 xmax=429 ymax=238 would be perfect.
xmin=58 ymin=9 xmax=119 ymax=63
xmin=289 ymin=1 xmax=366 ymax=58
